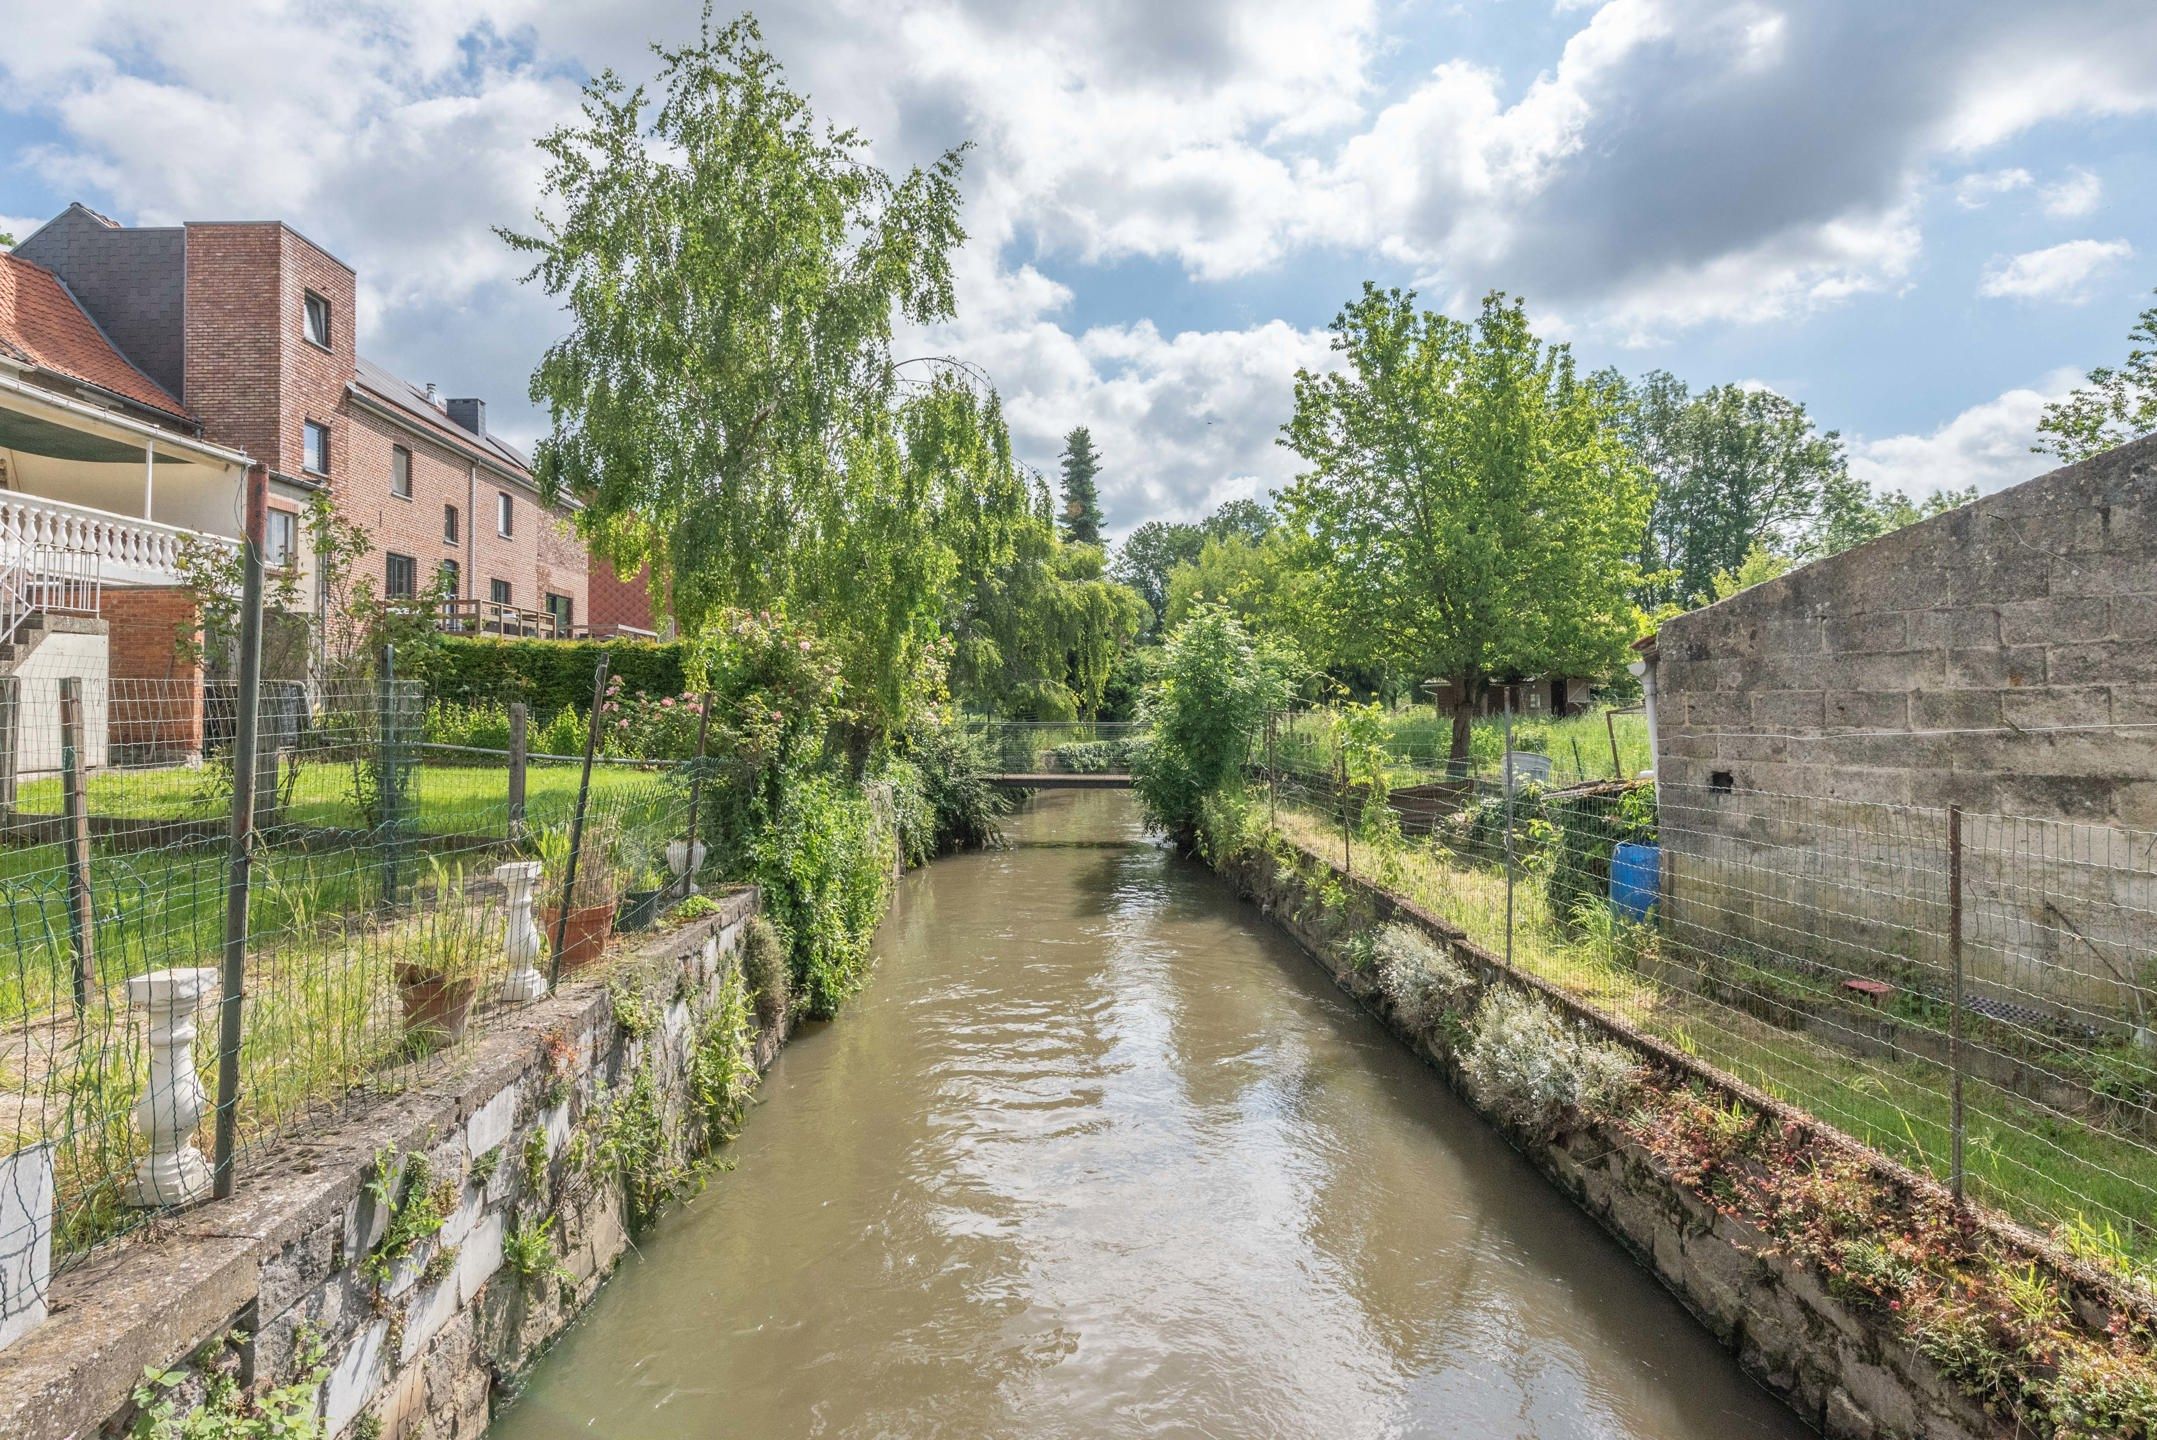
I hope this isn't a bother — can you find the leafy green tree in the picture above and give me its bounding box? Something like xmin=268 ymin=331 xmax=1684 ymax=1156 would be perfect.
xmin=505 ymin=12 xmax=968 ymax=640
xmin=1708 ymin=543 xmax=1793 ymax=601
xmin=2037 ymin=289 xmax=2157 ymax=464
xmin=1057 ymin=426 xmax=1105 ymax=546
xmin=1280 ymin=286 xmax=1648 ymax=768
xmin=1113 ymin=498 xmax=1273 ymax=630
xmin=1161 ymin=529 xmax=1310 ymax=637
xmin=1603 ymin=370 xmax=1850 ymax=606
xmin=1808 ymin=473 xmax=1976 ymax=558
xmin=1113 ymin=519 xmax=1204 ymax=622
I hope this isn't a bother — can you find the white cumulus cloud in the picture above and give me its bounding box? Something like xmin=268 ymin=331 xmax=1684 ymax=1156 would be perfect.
xmin=1978 ymin=239 xmax=2134 ymax=302
xmin=1848 ymin=371 xmax=2079 ymax=499
xmin=2041 ymin=167 xmax=2104 ymax=218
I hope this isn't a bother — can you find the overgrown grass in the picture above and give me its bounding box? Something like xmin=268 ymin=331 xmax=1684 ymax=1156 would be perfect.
xmin=1274 ymin=705 xmax=1652 ymax=786
xmin=1273 ymin=803 xmax=2157 ymax=1262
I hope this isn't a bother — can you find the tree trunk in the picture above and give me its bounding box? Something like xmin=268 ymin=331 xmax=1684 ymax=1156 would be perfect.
xmin=1448 ymin=673 xmax=1478 ymax=776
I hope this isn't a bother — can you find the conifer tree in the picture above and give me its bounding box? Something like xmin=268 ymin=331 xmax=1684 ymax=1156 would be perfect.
xmin=1057 ymin=426 xmax=1104 ymax=546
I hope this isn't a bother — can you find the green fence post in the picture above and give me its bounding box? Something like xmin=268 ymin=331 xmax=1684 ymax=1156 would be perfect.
xmin=548 ymin=653 xmax=610 ymax=989
xmin=1503 ymin=692 xmax=1516 ymax=974
xmin=378 ymin=644 xmax=403 ymax=906
xmin=58 ymin=677 xmax=94 ymax=1014
xmin=212 ymin=463 xmax=268 ymax=1199
xmin=1948 ymin=804 xmax=1966 ymax=1205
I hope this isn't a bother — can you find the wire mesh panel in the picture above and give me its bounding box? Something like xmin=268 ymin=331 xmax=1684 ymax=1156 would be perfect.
xmin=0 ymin=647 xmax=700 ymax=1293
xmin=1256 ymin=705 xmax=2157 ymax=1267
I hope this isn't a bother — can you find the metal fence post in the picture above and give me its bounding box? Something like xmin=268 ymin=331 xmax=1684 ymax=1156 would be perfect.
xmin=58 ymin=678 xmax=94 ymax=1013
xmin=548 ymin=654 xmax=610 ymax=988
xmin=378 ymin=643 xmax=402 ymax=905
xmin=1336 ymin=739 xmax=1351 ymax=880
xmin=678 ymin=692 xmax=713 ymax=901
xmin=507 ymin=701 xmax=528 ymax=839
xmin=1265 ymin=713 xmax=1277 ymax=830
xmin=0 ymin=674 xmax=18 ymax=822
xmin=212 ymin=462 xmax=268 ymax=1200
xmin=1503 ymin=692 xmax=1516 ymax=973
xmin=1948 ymin=804 xmax=1966 ymax=1205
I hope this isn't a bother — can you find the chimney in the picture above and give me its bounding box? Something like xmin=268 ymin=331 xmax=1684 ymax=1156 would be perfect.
xmin=446 ymin=397 xmax=486 ymax=437
xmin=423 ymin=382 xmax=440 ymax=406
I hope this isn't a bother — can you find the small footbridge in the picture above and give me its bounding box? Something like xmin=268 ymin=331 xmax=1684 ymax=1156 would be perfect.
xmin=969 ymin=721 xmax=1142 ymax=790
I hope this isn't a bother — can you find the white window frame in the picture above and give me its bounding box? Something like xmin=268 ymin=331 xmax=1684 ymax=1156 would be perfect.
xmin=303 ymin=291 xmax=332 ymax=349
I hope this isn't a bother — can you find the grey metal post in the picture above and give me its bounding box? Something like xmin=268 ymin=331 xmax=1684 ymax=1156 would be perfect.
xmin=0 ymin=674 xmax=19 ymax=821
xmin=212 ymin=463 xmax=268 ymax=1200
xmin=507 ymin=701 xmax=528 ymax=839
xmin=548 ymin=654 xmax=610 ymax=988
xmin=1265 ymin=713 xmax=1276 ymax=830
xmin=1948 ymin=804 xmax=1966 ymax=1204
xmin=58 ymin=678 xmax=94 ymax=1013
xmin=378 ymin=645 xmax=402 ymax=905
xmin=678 ymin=692 xmax=713 ymax=901
xmin=1336 ymin=740 xmax=1350 ymax=880
xmin=1503 ymin=692 xmax=1516 ymax=973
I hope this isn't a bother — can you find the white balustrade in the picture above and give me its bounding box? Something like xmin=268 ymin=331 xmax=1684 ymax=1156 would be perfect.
xmin=124 ymin=968 xmax=218 ymax=1208
xmin=497 ymin=860 xmax=549 ymax=1003
xmin=0 ymin=491 xmax=230 ymax=588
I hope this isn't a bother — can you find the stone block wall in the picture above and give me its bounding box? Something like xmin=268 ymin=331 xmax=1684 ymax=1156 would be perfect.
xmin=0 ymin=888 xmax=770 ymax=1440
xmin=1647 ymin=434 xmax=2157 ymax=1017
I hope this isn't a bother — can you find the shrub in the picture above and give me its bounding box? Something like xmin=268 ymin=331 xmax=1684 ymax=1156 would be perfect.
xmin=740 ymin=914 xmax=790 ymax=1031
xmin=1130 ymin=605 xmax=1297 ymax=839
xmin=914 ymin=725 xmax=1011 ymax=854
xmin=1461 ymin=986 xmax=1640 ymax=1133
xmin=753 ymin=774 xmax=891 ymax=1018
xmin=691 ymin=964 xmax=758 ymax=1143
xmin=1373 ymin=922 xmax=1476 ymax=1033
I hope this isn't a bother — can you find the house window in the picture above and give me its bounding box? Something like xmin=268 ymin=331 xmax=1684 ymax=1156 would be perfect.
xmin=544 ymin=592 xmax=573 ymax=633
xmin=385 ymin=552 xmax=416 ymax=598
xmin=443 ymin=504 xmax=459 ymax=544
xmin=303 ymin=291 xmax=332 ymax=349
xmin=302 ymin=420 xmax=330 ymax=476
xmin=496 ymin=491 xmax=514 ymax=537
xmin=264 ymin=508 xmax=297 ymax=569
xmin=391 ymin=445 xmax=412 ymax=498
xmin=439 ymin=557 xmax=460 ymax=595
xmin=489 ymin=578 xmax=511 ymax=606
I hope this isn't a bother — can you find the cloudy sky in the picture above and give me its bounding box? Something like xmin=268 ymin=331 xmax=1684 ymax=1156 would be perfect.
xmin=2 ymin=0 xmax=2153 ymax=535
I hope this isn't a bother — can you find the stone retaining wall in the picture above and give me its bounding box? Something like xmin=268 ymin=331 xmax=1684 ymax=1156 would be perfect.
xmin=0 ymin=887 xmax=770 ymax=1440
xmin=1218 ymin=838 xmax=2021 ymax=1440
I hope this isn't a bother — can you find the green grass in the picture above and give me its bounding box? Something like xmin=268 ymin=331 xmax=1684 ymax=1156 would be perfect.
xmin=1273 ymin=706 xmax=1652 ymax=787
xmin=0 ymin=756 xmax=692 ymax=1261
xmin=1273 ymin=802 xmax=2157 ymax=1263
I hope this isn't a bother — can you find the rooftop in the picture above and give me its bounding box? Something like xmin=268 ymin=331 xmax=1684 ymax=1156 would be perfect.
xmin=0 ymin=252 xmax=192 ymax=427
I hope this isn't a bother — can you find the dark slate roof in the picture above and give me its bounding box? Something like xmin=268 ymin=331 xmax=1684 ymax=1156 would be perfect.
xmin=0 ymin=251 xmax=193 ymax=425
xmin=351 ymin=354 xmax=532 ymax=479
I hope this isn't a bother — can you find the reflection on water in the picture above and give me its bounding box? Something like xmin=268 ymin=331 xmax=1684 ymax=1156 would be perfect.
xmin=492 ymin=790 xmax=1804 ymax=1439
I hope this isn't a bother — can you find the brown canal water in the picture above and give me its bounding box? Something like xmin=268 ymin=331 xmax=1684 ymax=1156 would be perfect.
xmin=492 ymin=791 xmax=1807 ymax=1439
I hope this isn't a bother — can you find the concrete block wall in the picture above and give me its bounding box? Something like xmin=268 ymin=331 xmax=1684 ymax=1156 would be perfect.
xmin=0 ymin=890 xmax=768 ymax=1440
xmin=1648 ymin=434 xmax=2157 ymax=1017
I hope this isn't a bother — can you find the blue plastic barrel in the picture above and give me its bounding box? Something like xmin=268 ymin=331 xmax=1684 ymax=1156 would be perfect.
xmin=1608 ymin=842 xmax=1660 ymax=922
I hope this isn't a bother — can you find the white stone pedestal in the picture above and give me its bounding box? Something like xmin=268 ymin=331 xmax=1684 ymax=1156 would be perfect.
xmin=124 ymin=968 xmax=217 ymax=1208
xmin=497 ymin=860 xmax=548 ymax=1003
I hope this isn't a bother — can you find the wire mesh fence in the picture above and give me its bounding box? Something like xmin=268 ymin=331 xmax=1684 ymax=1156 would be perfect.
xmin=1259 ymin=704 xmax=2157 ymax=1272
xmin=0 ymin=643 xmax=705 ymax=1304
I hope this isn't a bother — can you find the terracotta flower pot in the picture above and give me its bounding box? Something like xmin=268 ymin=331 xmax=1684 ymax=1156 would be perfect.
xmin=395 ymin=967 xmax=478 ymax=1048
xmin=541 ymin=899 xmax=617 ymax=976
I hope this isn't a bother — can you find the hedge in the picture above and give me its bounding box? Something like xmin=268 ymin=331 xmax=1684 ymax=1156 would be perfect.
xmin=432 ymin=636 xmax=690 ymax=718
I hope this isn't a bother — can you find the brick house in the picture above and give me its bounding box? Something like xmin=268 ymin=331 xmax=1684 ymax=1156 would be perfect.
xmin=15 ymin=202 xmax=597 ymax=641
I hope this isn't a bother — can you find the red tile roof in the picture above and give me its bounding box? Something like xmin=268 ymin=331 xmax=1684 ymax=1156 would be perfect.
xmin=0 ymin=251 xmax=191 ymax=424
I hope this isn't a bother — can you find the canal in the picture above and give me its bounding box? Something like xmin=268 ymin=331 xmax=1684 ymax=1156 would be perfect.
xmin=492 ymin=790 xmax=1806 ymax=1438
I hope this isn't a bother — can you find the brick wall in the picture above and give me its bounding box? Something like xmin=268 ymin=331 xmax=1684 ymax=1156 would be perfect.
xmin=342 ymin=407 xmax=587 ymax=622
xmin=183 ymin=222 xmax=354 ymax=480
xmin=101 ymin=586 xmax=203 ymax=759
xmin=586 ymin=559 xmax=652 ymax=635
xmin=1647 ymin=433 xmax=2157 ymax=1014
